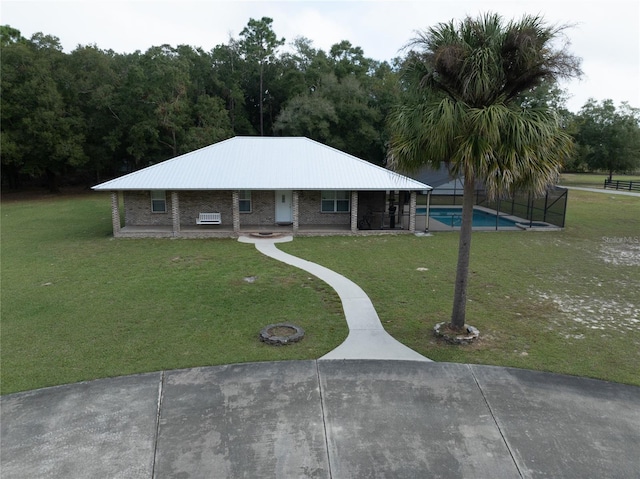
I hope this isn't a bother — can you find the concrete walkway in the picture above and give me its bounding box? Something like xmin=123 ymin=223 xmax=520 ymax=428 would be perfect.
xmin=2 ymin=361 xmax=639 ymax=478
xmin=239 ymin=235 xmax=430 ymax=361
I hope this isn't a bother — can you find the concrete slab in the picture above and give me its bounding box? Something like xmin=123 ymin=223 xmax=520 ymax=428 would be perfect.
xmin=470 ymin=365 xmax=640 ymax=479
xmin=318 ymin=361 xmax=521 ymax=478
xmin=2 ymin=361 xmax=640 ymax=478
xmin=0 ymin=372 xmax=161 ymax=479
xmin=320 ymin=330 xmax=430 ymax=361
xmin=153 ymin=361 xmax=330 ymax=478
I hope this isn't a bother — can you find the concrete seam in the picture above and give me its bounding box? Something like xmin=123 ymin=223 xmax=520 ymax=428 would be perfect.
xmin=468 ymin=365 xmax=524 ymax=479
xmin=315 ymin=361 xmax=333 ymax=479
xmin=151 ymin=371 xmax=165 ymax=479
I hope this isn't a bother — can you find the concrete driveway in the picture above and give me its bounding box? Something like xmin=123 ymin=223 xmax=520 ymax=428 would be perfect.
xmin=2 ymin=360 xmax=639 ymax=478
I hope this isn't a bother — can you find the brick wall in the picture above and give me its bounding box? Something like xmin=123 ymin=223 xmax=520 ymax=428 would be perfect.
xmin=124 ymin=191 xmax=237 ymax=227
xmin=298 ymin=191 xmax=351 ymax=226
xmin=123 ymin=189 xmax=379 ymax=229
xmin=241 ymin=190 xmax=276 ymax=226
xmin=124 ymin=191 xmax=173 ymax=226
xmin=179 ymin=191 xmax=233 ymax=226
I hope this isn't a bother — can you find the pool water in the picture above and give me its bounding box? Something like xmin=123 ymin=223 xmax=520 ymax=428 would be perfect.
xmin=417 ymin=207 xmax=518 ymax=228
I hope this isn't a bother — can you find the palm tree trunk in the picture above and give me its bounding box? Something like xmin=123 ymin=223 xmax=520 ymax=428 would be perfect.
xmin=450 ymin=175 xmax=476 ymax=330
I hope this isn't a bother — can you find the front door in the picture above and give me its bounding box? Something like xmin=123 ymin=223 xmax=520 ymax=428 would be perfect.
xmin=275 ymin=190 xmax=293 ymax=224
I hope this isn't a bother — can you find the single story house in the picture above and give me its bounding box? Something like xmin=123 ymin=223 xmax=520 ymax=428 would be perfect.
xmin=92 ymin=136 xmax=432 ymax=238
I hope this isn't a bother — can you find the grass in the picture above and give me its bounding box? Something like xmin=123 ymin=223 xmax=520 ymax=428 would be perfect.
xmin=282 ymin=189 xmax=640 ymax=385
xmin=559 ymin=172 xmax=640 ymax=188
xmin=1 ymin=180 xmax=639 ymax=393
xmin=1 ymin=194 xmax=347 ymax=394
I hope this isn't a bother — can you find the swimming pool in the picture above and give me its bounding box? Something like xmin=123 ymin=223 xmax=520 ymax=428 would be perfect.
xmin=417 ymin=207 xmax=519 ymax=228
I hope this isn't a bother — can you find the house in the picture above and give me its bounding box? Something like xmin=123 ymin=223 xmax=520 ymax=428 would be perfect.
xmin=92 ymin=136 xmax=432 ymax=238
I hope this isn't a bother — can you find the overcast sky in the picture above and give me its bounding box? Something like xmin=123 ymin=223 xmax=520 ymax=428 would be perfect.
xmin=2 ymin=0 xmax=639 ymax=112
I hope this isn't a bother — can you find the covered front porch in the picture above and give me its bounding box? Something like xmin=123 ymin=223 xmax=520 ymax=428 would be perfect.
xmin=108 ymin=190 xmax=428 ymax=238
xmin=117 ymin=224 xmax=356 ymax=238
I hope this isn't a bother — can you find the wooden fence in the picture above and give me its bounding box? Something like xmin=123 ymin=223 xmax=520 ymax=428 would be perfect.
xmin=604 ymin=179 xmax=640 ymax=191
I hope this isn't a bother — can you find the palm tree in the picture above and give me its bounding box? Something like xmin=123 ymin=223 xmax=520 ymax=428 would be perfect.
xmin=388 ymin=13 xmax=581 ymax=332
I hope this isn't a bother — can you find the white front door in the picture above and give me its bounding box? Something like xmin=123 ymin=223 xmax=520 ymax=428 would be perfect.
xmin=275 ymin=190 xmax=293 ymax=223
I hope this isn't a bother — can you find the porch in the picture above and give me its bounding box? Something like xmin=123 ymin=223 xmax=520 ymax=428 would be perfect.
xmin=109 ymin=190 xmax=427 ymax=238
xmin=116 ymin=223 xmax=418 ymax=238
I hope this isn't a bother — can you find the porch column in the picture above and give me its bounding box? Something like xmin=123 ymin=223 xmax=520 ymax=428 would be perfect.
xmin=292 ymin=191 xmax=299 ymax=234
xmin=110 ymin=191 xmax=121 ymax=237
xmin=171 ymin=191 xmax=180 ymax=236
xmin=409 ymin=191 xmax=417 ymax=233
xmin=351 ymin=191 xmax=358 ymax=233
xmin=232 ymin=190 xmax=240 ymax=234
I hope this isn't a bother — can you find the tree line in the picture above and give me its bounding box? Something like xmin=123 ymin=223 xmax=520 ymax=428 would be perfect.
xmin=1 ymin=18 xmax=639 ymax=191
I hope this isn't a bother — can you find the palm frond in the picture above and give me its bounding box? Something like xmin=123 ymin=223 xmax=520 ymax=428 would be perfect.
xmin=389 ymin=12 xmax=580 ymax=196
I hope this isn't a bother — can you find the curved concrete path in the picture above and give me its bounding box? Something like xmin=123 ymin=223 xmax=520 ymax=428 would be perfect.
xmin=2 ymin=361 xmax=639 ymax=478
xmin=238 ymin=235 xmax=430 ymax=361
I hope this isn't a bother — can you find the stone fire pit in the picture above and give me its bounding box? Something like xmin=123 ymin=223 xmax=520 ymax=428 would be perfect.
xmin=259 ymin=323 xmax=305 ymax=345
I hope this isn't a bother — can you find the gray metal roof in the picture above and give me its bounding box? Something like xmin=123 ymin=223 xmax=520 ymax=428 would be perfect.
xmin=92 ymin=137 xmax=431 ymax=191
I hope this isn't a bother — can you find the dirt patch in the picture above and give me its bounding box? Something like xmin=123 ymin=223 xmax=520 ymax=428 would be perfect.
xmin=599 ymin=242 xmax=640 ymax=266
xmin=538 ymin=292 xmax=639 ymax=334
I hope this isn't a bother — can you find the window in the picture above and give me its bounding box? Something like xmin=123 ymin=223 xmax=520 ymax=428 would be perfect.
xmin=150 ymin=190 xmax=166 ymax=213
xmin=321 ymin=191 xmax=350 ymax=213
xmin=239 ymin=190 xmax=251 ymax=212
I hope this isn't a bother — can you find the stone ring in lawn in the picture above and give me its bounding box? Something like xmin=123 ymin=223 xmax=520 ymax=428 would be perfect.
xmin=259 ymin=323 xmax=305 ymax=345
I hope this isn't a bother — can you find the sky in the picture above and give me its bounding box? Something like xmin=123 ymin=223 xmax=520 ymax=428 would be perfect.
xmin=2 ymin=0 xmax=639 ymax=112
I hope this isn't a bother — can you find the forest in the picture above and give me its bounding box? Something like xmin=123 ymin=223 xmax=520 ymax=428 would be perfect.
xmin=1 ymin=18 xmax=639 ymax=192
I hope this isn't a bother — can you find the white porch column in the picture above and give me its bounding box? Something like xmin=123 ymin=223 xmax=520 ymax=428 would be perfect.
xmin=232 ymin=190 xmax=240 ymax=234
xmin=351 ymin=191 xmax=358 ymax=233
xmin=171 ymin=191 xmax=180 ymax=236
xmin=409 ymin=191 xmax=417 ymax=232
xmin=110 ymin=191 xmax=121 ymax=237
xmin=292 ymin=191 xmax=299 ymax=234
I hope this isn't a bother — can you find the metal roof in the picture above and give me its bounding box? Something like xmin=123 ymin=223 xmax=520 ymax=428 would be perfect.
xmin=92 ymin=137 xmax=431 ymax=191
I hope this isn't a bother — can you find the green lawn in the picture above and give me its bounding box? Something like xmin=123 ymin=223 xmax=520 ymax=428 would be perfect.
xmin=559 ymin=172 xmax=640 ymax=188
xmin=2 ymin=183 xmax=639 ymax=393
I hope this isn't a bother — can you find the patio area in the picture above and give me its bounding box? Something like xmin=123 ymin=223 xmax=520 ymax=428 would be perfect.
xmin=116 ymin=223 xmax=417 ymax=238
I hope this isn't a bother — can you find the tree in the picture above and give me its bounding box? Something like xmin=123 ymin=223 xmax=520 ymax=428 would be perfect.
xmin=1 ymin=29 xmax=87 ymax=190
xmin=274 ymin=72 xmax=383 ymax=162
xmin=273 ymin=88 xmax=338 ymax=142
xmin=67 ymin=45 xmax=122 ymax=181
xmin=573 ymin=99 xmax=640 ymax=178
xmin=238 ymin=17 xmax=285 ymax=135
xmin=329 ymin=40 xmax=370 ymax=79
xmin=116 ymin=45 xmax=233 ymax=167
xmin=388 ymin=13 xmax=581 ymax=331
xmin=211 ymin=40 xmax=253 ymax=134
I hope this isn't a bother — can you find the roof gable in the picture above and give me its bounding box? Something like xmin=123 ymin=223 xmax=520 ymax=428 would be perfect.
xmin=93 ymin=137 xmax=431 ymax=191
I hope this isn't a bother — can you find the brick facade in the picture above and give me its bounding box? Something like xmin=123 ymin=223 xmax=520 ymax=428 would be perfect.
xmin=409 ymin=191 xmax=417 ymax=232
xmin=119 ymin=189 xmax=418 ymax=236
xmin=178 ymin=191 xmax=233 ymax=226
xmin=241 ymin=190 xmax=277 ymax=226
xmin=124 ymin=191 xmax=174 ymax=226
xmin=110 ymin=192 xmax=121 ymax=236
xmin=297 ymin=191 xmax=351 ymax=226
xmin=171 ymin=191 xmax=180 ymax=233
